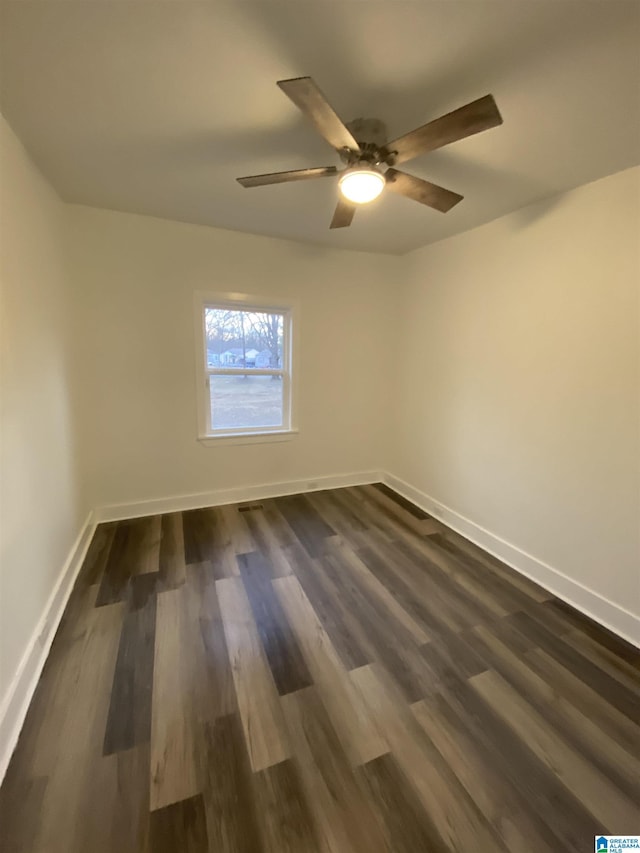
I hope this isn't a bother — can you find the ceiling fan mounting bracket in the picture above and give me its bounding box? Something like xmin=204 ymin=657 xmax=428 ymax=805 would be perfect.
xmin=345 ymin=117 xmax=388 ymax=149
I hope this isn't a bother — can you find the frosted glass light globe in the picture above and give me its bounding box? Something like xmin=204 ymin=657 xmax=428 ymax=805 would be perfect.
xmin=339 ymin=168 xmax=385 ymax=204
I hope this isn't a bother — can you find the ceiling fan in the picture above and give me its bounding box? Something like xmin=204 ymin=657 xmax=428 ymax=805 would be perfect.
xmin=236 ymin=77 xmax=503 ymax=229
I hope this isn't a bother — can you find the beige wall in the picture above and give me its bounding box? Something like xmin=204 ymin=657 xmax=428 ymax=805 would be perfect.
xmin=392 ymin=167 xmax=640 ymax=626
xmin=0 ymin=116 xmax=83 ymax=709
xmin=67 ymin=205 xmax=397 ymax=512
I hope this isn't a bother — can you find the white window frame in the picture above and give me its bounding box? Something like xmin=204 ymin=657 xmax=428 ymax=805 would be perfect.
xmin=194 ymin=291 xmax=298 ymax=446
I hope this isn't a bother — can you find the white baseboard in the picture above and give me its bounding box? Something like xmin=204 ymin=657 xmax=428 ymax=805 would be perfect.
xmin=94 ymin=470 xmax=383 ymax=522
xmin=383 ymin=472 xmax=640 ymax=649
xmin=0 ymin=512 xmax=96 ymax=784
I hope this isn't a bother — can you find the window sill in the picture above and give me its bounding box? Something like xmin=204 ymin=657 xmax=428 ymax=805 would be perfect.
xmin=197 ymin=429 xmax=298 ymax=447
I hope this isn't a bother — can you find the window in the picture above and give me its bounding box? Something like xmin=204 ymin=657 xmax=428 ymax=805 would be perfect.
xmin=195 ymin=293 xmax=296 ymax=443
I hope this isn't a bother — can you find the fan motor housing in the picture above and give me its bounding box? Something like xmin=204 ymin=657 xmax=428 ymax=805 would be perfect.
xmin=341 ymin=118 xmax=393 ymax=167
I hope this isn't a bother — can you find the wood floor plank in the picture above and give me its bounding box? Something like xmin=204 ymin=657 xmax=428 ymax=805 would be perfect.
xmin=391 ymin=534 xmax=503 ymax=630
xmin=328 ymin=488 xmax=394 ymax=542
xmin=134 ymin=515 xmax=162 ymax=575
xmin=323 ymin=487 xmax=373 ymax=531
xmin=0 ymin=774 xmax=48 ymax=853
xmin=411 ymin=669 xmax=605 ymax=850
xmin=274 ymin=575 xmax=388 ymax=766
xmin=182 ymin=507 xmax=217 ymax=565
xmin=241 ymin=508 xmax=294 ymax=577
xmin=259 ymin=499 xmax=299 ymax=547
xmin=411 ymin=696 xmax=563 ymax=853
xmin=111 ymin=744 xmax=152 ymax=853
xmin=423 ymin=539 xmax=511 ymax=616
xmin=353 ymin=484 xmax=444 ymax=538
xmin=96 ymin=522 xmax=134 ymax=606
xmin=471 ymin=669 xmax=639 ymax=832
xmin=95 ymin=517 xmax=161 ymax=604
xmin=281 ymin=686 xmax=390 ymax=853
xmin=372 ymin=482 xmax=431 ymax=519
xmin=357 ymin=753 xmax=450 ymax=853
xmin=216 ymin=575 xmax=290 ymax=772
xmin=326 ymin=536 xmax=430 ymax=645
xmin=471 ymin=622 xmax=640 ymax=798
xmin=55 ymin=579 xmax=102 ymax=648
xmin=32 ymin=602 xmax=125 ymax=852
xmin=251 ymin=759 xmax=323 ymax=853
xmin=71 ymin=743 xmax=151 ymax=853
xmin=355 ymin=536 xmax=462 ymax=636
xmin=518 ymin=596 xmax=588 ymax=637
xmin=540 ymin=599 xmax=640 ymax=670
xmin=76 ymin=522 xmax=116 ymax=588
xmin=316 ymin=549 xmax=438 ymax=703
xmin=150 ymin=564 xmax=236 ymax=820
xmin=156 ymin=562 xmax=235 ymax=740
xmin=508 ymin=611 xmax=640 ymax=723
xmin=384 ymin=527 xmax=487 ymax=623
xmin=524 ymin=646 xmax=640 ymax=760
xmin=360 ymin=483 xmax=434 ymax=535
xmin=187 ymin=564 xmax=237 ymax=722
xmin=350 ymin=663 xmax=508 ymax=852
xmin=183 ymin=507 xmax=237 ymax=580
xmin=285 ymin=540 xmax=372 ymax=671
xmin=150 ymin=587 xmax=201 ymax=810
xmin=237 ymin=551 xmax=313 ymax=695
xmin=200 ymin=715 xmax=263 ymax=853
xmin=8 ymin=585 xmax=101 ymax=781
xmin=149 ymin=793 xmax=209 ymax=853
xmin=487 ymin=610 xmax=541 ymax=655
xmin=420 ymin=628 xmax=489 ymax=687
xmin=274 ymin=494 xmax=336 ymax=557
xmin=305 ymin=489 xmax=369 ymax=543
xmin=218 ymin=503 xmax=256 ymax=556
xmin=158 ymin=511 xmax=186 ymax=590
xmin=436 ymin=527 xmax=551 ymax=602
xmin=561 ymin=626 xmax=640 ymax=689
xmin=339 ymin=486 xmax=416 ymax=542
xmin=420 ymin=533 xmax=528 ymax=617
xmin=103 ymin=574 xmax=157 ymax=754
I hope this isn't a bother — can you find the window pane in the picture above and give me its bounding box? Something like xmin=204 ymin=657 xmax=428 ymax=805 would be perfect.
xmin=209 ymin=374 xmax=284 ymax=430
xmin=205 ymin=308 xmax=283 ymax=369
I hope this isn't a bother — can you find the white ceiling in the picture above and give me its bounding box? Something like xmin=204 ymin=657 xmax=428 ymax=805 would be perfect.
xmin=1 ymin=2 xmax=639 ymax=255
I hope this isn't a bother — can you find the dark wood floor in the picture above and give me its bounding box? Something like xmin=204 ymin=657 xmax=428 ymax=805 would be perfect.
xmin=1 ymin=484 xmax=638 ymax=852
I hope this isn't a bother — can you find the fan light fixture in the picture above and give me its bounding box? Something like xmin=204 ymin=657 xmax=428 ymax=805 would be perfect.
xmin=339 ymin=167 xmax=385 ymax=204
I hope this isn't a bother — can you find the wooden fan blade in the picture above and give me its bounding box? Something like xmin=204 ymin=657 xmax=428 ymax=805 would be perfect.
xmin=237 ymin=166 xmax=338 ymax=188
xmin=329 ymin=197 xmax=356 ymax=229
xmin=277 ymin=77 xmax=360 ymax=153
xmin=385 ymin=169 xmax=463 ymax=212
xmin=386 ymin=94 xmax=503 ymax=165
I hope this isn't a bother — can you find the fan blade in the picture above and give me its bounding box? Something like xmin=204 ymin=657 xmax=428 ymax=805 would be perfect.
xmin=237 ymin=166 xmax=338 ymax=188
xmin=386 ymin=94 xmax=503 ymax=165
xmin=277 ymin=76 xmax=360 ymax=153
xmin=385 ymin=169 xmax=463 ymax=213
xmin=330 ymin=198 xmax=356 ymax=229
